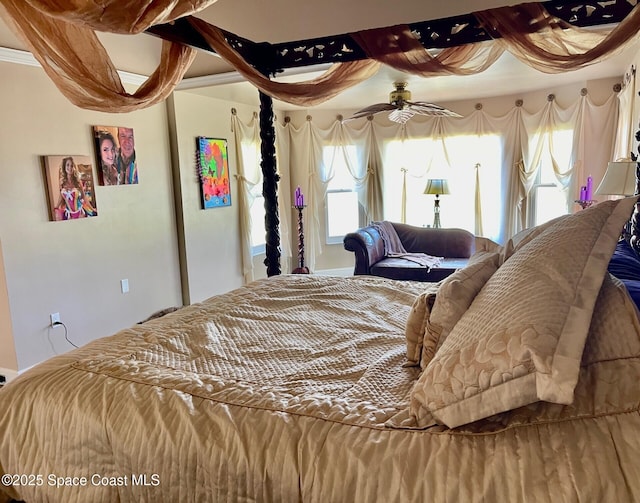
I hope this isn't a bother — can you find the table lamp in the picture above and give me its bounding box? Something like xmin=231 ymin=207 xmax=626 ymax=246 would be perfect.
xmin=424 ymin=179 xmax=450 ymax=228
xmin=595 ymin=160 xmax=637 ymax=239
xmin=595 ymin=160 xmax=637 ymax=197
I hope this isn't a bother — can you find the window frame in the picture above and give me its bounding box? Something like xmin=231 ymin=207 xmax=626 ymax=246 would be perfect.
xmin=323 ymin=144 xmax=362 ymax=245
xmin=526 ymin=128 xmax=573 ymax=228
xmin=250 ymin=193 xmax=266 ymax=256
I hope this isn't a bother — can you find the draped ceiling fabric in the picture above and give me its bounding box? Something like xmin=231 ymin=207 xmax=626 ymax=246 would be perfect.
xmin=0 ymin=1 xmax=638 ymax=112
xmin=230 ymin=112 xmax=292 ymax=283
xmin=474 ymin=4 xmax=640 ymax=73
xmin=187 ymin=17 xmax=381 ymax=107
xmin=0 ymin=0 xmax=213 ymax=111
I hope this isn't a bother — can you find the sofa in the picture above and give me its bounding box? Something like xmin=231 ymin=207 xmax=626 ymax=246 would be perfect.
xmin=343 ymin=222 xmax=476 ymax=282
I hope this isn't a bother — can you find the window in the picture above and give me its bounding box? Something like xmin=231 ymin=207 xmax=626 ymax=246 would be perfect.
xmin=527 ymin=129 xmax=573 ymax=227
xmin=324 ymin=145 xmax=360 ymax=244
xmin=240 ymin=141 xmax=266 ymax=255
xmin=249 ymin=192 xmax=266 ymax=255
xmin=382 ymin=134 xmax=503 ymax=242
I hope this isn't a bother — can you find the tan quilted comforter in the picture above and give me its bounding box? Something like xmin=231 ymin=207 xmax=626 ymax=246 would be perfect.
xmin=1 ymin=274 xmax=639 ymax=502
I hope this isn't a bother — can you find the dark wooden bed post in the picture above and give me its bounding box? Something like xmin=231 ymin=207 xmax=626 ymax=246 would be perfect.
xmin=259 ymin=90 xmax=282 ymax=276
xmin=629 ymin=122 xmax=640 ymax=254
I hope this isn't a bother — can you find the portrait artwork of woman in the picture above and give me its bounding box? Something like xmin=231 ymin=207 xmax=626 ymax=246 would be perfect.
xmin=97 ymin=131 xmax=122 ymax=186
xmin=55 ymin=156 xmax=96 ymax=220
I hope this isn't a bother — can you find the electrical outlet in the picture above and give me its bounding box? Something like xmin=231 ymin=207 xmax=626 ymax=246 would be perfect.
xmin=50 ymin=312 xmax=61 ymax=326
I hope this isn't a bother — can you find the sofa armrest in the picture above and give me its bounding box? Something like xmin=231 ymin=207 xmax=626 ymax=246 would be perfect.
xmin=343 ymin=226 xmax=386 ymax=275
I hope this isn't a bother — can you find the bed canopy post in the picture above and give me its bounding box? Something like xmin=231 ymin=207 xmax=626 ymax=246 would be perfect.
xmin=259 ymin=89 xmax=282 ymax=276
xmin=629 ymin=121 xmax=640 ymax=254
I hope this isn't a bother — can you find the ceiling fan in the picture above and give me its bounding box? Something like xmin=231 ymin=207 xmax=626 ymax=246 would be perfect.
xmin=347 ymin=82 xmax=461 ymax=124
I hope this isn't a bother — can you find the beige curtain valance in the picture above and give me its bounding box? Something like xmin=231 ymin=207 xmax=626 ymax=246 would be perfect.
xmin=0 ymin=0 xmax=638 ymax=112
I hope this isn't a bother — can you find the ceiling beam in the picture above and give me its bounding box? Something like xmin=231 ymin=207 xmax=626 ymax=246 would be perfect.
xmin=146 ymin=0 xmax=636 ymax=74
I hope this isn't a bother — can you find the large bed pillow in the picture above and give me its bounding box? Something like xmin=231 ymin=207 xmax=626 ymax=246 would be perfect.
xmin=405 ymin=284 xmax=439 ymax=366
xmin=410 ymin=196 xmax=639 ymax=428
xmin=499 ymin=213 xmax=565 ymax=263
xmin=421 ymin=251 xmax=500 ymax=369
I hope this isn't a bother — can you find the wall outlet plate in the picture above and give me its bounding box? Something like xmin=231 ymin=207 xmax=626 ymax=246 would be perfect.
xmin=50 ymin=312 xmax=61 ymax=326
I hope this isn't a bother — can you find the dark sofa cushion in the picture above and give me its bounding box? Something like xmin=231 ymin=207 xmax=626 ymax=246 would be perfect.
xmin=370 ymin=257 xmax=469 ymax=282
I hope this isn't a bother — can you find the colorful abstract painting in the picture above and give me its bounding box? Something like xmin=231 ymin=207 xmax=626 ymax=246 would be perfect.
xmin=196 ymin=137 xmax=231 ymax=209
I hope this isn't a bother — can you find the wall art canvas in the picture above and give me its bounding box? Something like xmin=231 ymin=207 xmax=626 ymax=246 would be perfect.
xmin=93 ymin=125 xmax=138 ymax=186
xmin=196 ymin=137 xmax=231 ymax=209
xmin=43 ymin=155 xmax=98 ymax=221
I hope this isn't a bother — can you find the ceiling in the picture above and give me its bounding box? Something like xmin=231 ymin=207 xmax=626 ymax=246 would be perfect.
xmin=0 ymin=0 xmax=636 ymax=112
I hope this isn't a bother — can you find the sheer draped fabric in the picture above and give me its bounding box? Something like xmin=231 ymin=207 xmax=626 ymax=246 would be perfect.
xmin=231 ymin=113 xmax=262 ymax=284
xmin=613 ymin=67 xmax=637 ymax=161
xmin=281 ymin=118 xmax=386 ymax=272
xmin=277 ymin=91 xmax=619 ymax=265
xmin=189 ymin=18 xmax=382 ymax=108
xmin=232 ymin=112 xmax=292 ymax=282
xmin=0 ymin=1 xmax=638 ymax=111
xmin=18 ymin=0 xmax=216 ymax=33
xmin=474 ymin=3 xmax=640 ymax=73
xmin=0 ymin=0 xmax=203 ymax=111
xmin=351 ymin=28 xmax=504 ymax=77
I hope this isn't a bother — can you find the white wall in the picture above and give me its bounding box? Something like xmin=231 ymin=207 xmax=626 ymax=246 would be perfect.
xmin=0 ymin=62 xmax=183 ymax=370
xmin=0 ymin=60 xmax=281 ymax=372
xmin=166 ymin=91 xmax=255 ymax=303
xmin=0 ymin=238 xmax=17 ymax=371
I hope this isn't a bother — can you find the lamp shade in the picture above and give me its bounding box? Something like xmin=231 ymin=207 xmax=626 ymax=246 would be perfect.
xmin=595 ymin=161 xmax=637 ymax=196
xmin=424 ymin=179 xmax=450 ymax=195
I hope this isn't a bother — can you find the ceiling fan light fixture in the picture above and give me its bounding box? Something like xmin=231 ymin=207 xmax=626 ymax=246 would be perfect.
xmin=389 ymin=82 xmax=411 ymax=106
xmin=346 ymin=82 xmax=461 ymax=123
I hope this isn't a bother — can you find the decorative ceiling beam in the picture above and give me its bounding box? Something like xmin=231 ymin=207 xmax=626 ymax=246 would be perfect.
xmin=146 ymin=0 xmax=636 ymax=73
xmin=146 ymin=17 xmax=271 ymax=67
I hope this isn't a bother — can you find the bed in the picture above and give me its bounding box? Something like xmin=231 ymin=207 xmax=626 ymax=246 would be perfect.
xmin=1 ymin=196 xmax=640 ymax=503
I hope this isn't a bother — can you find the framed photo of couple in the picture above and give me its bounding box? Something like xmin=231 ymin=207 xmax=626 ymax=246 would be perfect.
xmin=92 ymin=125 xmax=138 ymax=186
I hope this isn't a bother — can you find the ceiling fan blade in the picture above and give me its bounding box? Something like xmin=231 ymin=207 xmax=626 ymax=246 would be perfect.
xmin=388 ymin=108 xmax=416 ymax=124
xmin=346 ymin=102 xmax=395 ymax=120
xmin=407 ymin=101 xmax=461 ymax=117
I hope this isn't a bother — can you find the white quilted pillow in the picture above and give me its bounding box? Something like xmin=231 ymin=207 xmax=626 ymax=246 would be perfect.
xmin=410 ymin=196 xmax=639 ymax=428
